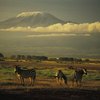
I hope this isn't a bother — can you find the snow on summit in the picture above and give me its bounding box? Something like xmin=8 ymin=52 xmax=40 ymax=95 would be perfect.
xmin=16 ymin=11 xmax=43 ymax=17
xmin=0 ymin=11 xmax=65 ymax=28
xmin=0 ymin=11 xmax=100 ymax=33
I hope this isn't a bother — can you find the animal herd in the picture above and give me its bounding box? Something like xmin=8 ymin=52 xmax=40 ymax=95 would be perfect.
xmin=15 ymin=65 xmax=87 ymax=87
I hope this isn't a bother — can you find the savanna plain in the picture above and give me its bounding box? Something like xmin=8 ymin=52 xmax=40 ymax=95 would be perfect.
xmin=0 ymin=60 xmax=100 ymax=100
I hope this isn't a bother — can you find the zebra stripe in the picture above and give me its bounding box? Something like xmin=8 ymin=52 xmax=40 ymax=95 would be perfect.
xmin=72 ymin=68 xmax=87 ymax=86
xmin=56 ymin=70 xmax=67 ymax=85
xmin=15 ymin=65 xmax=36 ymax=86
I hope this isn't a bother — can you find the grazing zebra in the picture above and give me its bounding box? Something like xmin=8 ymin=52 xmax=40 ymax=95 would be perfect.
xmin=56 ymin=70 xmax=67 ymax=85
xmin=72 ymin=68 xmax=87 ymax=86
xmin=15 ymin=65 xmax=36 ymax=86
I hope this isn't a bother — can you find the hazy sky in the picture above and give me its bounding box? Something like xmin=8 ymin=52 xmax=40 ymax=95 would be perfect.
xmin=0 ymin=0 xmax=100 ymax=22
xmin=0 ymin=0 xmax=100 ymax=57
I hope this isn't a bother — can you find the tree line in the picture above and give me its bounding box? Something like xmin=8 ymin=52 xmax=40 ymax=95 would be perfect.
xmin=10 ymin=55 xmax=48 ymax=61
xmin=0 ymin=53 xmax=100 ymax=63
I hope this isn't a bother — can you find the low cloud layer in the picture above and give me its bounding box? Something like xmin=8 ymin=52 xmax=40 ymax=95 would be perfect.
xmin=26 ymin=33 xmax=77 ymax=37
xmin=0 ymin=22 xmax=100 ymax=36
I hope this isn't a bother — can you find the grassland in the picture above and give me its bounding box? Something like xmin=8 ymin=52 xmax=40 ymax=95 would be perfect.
xmin=0 ymin=60 xmax=100 ymax=89
xmin=0 ymin=60 xmax=100 ymax=100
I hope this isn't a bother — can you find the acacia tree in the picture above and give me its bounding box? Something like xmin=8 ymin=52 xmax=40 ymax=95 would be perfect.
xmin=0 ymin=53 xmax=4 ymax=60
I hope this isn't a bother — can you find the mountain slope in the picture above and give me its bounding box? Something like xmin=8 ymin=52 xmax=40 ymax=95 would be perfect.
xmin=0 ymin=12 xmax=65 ymax=28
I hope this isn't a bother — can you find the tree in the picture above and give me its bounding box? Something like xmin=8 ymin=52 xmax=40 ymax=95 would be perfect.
xmin=32 ymin=56 xmax=48 ymax=61
xmin=27 ymin=55 xmax=32 ymax=61
xmin=84 ymin=59 xmax=90 ymax=62
xmin=10 ymin=55 xmax=17 ymax=60
xmin=0 ymin=53 xmax=4 ymax=61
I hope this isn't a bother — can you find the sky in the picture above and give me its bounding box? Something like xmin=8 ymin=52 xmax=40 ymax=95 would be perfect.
xmin=0 ymin=0 xmax=100 ymax=57
xmin=0 ymin=0 xmax=100 ymax=22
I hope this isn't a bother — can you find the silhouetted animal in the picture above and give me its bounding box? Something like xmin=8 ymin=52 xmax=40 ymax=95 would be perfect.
xmin=56 ymin=70 xmax=67 ymax=85
xmin=15 ymin=65 xmax=36 ymax=86
xmin=72 ymin=68 xmax=87 ymax=86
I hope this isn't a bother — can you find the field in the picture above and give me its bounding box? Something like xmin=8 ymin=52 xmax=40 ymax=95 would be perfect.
xmin=0 ymin=60 xmax=100 ymax=100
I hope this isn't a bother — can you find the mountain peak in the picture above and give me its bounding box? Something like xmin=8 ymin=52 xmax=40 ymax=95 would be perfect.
xmin=16 ymin=11 xmax=45 ymax=17
xmin=0 ymin=11 xmax=65 ymax=28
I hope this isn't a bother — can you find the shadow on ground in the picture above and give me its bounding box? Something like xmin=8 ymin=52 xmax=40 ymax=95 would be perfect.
xmin=0 ymin=88 xmax=100 ymax=100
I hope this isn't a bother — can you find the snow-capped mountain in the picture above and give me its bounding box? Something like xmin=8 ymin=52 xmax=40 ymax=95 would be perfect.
xmin=0 ymin=11 xmax=65 ymax=28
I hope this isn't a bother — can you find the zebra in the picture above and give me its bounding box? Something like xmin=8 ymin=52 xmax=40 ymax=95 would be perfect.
xmin=15 ymin=65 xmax=36 ymax=86
xmin=72 ymin=68 xmax=87 ymax=87
xmin=55 ymin=70 xmax=67 ymax=85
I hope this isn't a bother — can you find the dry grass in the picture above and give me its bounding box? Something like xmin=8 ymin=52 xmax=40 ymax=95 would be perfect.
xmin=0 ymin=61 xmax=100 ymax=90
xmin=0 ymin=76 xmax=100 ymax=90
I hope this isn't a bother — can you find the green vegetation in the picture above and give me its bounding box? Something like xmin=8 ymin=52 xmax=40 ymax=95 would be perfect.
xmin=37 ymin=69 xmax=55 ymax=78
xmin=0 ymin=67 xmax=15 ymax=80
xmin=84 ymin=70 xmax=100 ymax=81
xmin=0 ymin=66 xmax=100 ymax=81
